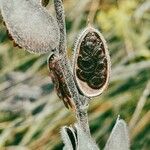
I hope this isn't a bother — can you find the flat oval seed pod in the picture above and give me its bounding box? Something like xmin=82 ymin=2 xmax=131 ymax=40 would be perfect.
xmin=0 ymin=0 xmax=60 ymax=54
xmin=73 ymin=26 xmax=111 ymax=97
xmin=48 ymin=54 xmax=76 ymax=110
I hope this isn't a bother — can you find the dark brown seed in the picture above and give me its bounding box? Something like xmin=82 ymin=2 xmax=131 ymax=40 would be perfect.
xmin=77 ymin=56 xmax=96 ymax=72
xmin=95 ymin=62 xmax=105 ymax=72
xmin=80 ymin=45 xmax=89 ymax=56
xmin=77 ymin=69 xmax=93 ymax=82
xmin=76 ymin=69 xmax=86 ymax=82
xmin=88 ymin=76 xmax=104 ymax=89
xmin=42 ymin=0 xmax=49 ymax=7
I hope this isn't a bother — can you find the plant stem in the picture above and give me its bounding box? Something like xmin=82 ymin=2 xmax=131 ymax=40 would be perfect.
xmin=77 ymin=107 xmax=91 ymax=135
xmin=53 ymin=0 xmax=90 ymax=135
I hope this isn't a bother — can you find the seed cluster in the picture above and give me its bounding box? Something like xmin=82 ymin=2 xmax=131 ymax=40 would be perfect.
xmin=76 ymin=32 xmax=107 ymax=89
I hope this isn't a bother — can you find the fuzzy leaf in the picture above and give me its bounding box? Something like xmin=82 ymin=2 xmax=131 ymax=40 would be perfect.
xmin=76 ymin=124 xmax=99 ymax=150
xmin=0 ymin=0 xmax=60 ymax=54
xmin=61 ymin=124 xmax=99 ymax=150
xmin=104 ymin=119 xmax=130 ymax=150
xmin=61 ymin=126 xmax=77 ymax=150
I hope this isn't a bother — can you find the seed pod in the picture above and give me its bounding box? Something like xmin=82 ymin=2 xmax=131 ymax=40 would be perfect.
xmin=48 ymin=54 xmax=76 ymax=110
xmin=0 ymin=0 xmax=60 ymax=54
xmin=73 ymin=26 xmax=111 ymax=97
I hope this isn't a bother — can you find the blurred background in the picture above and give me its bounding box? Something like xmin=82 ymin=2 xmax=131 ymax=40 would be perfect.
xmin=0 ymin=0 xmax=150 ymax=149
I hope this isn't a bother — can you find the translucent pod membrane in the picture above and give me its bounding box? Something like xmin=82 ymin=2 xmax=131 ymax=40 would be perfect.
xmin=0 ymin=0 xmax=60 ymax=54
xmin=73 ymin=26 xmax=111 ymax=97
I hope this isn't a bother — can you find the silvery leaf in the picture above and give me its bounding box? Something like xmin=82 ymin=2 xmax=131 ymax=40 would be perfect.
xmin=32 ymin=0 xmax=42 ymax=5
xmin=75 ymin=124 xmax=99 ymax=150
xmin=61 ymin=124 xmax=99 ymax=150
xmin=61 ymin=126 xmax=78 ymax=150
xmin=0 ymin=0 xmax=60 ymax=54
xmin=104 ymin=118 xmax=130 ymax=150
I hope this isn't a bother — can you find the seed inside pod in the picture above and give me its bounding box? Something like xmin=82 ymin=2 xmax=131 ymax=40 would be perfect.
xmin=73 ymin=26 xmax=110 ymax=97
xmin=42 ymin=0 xmax=49 ymax=7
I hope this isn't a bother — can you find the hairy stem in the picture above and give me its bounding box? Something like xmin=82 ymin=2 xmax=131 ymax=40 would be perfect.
xmin=77 ymin=107 xmax=90 ymax=135
xmin=54 ymin=0 xmax=90 ymax=134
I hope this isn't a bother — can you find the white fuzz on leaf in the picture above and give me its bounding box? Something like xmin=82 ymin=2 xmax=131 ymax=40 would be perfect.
xmin=61 ymin=119 xmax=130 ymax=150
xmin=75 ymin=124 xmax=99 ymax=150
xmin=61 ymin=124 xmax=99 ymax=150
xmin=61 ymin=126 xmax=77 ymax=150
xmin=0 ymin=0 xmax=60 ymax=54
xmin=104 ymin=118 xmax=130 ymax=150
